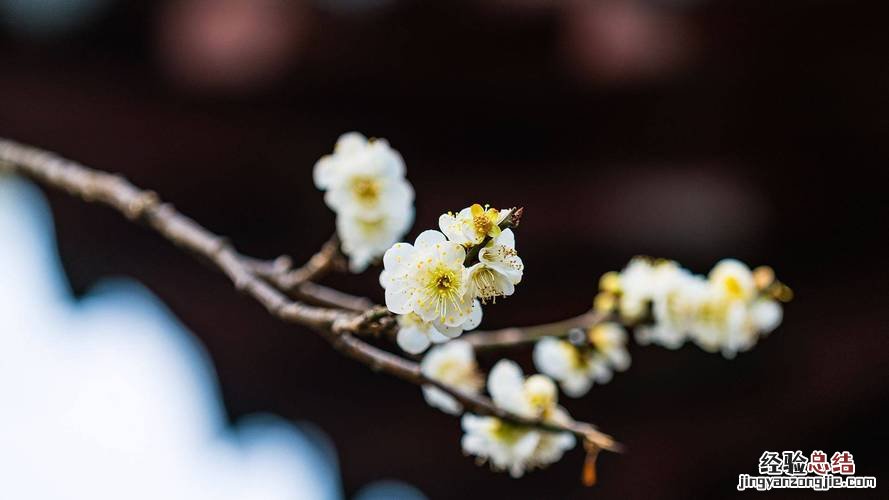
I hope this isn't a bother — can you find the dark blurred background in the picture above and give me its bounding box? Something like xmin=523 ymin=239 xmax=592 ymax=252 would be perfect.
xmin=1 ymin=0 xmax=887 ymax=498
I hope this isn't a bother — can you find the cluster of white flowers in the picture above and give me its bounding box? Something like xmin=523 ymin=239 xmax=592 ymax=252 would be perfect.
xmin=533 ymin=322 xmax=631 ymax=397
xmin=419 ymin=340 xmax=483 ymax=415
xmin=595 ymin=257 xmax=788 ymax=358
xmin=312 ymin=135 xmax=792 ymax=479
xmin=379 ymin=204 xmax=523 ymax=353
xmin=313 ymin=132 xmax=414 ymax=272
xmin=460 ymin=361 xmax=575 ymax=477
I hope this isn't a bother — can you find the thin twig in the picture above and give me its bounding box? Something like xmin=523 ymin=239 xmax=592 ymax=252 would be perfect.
xmin=329 ymin=331 xmax=621 ymax=452
xmin=248 ymin=236 xmax=339 ymax=289
xmin=464 ymin=310 xmax=607 ymax=350
xmin=296 ymin=281 xmax=375 ymax=312
xmin=0 ymin=137 xmax=621 ymax=454
xmin=243 ymin=252 xmax=373 ymax=312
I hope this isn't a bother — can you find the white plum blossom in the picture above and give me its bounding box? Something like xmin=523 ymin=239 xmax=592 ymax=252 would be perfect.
xmin=460 ymin=414 xmax=575 ymax=478
xmin=709 ymin=258 xmax=757 ymax=302
xmin=609 ymin=257 xmax=686 ymax=323
xmin=750 ymin=298 xmax=783 ymax=333
xmin=466 ymin=228 xmax=523 ymax=303
xmin=380 ymin=230 xmax=475 ymax=328
xmin=533 ymin=338 xmax=601 ymax=397
xmin=395 ymin=300 xmax=482 ymax=354
xmin=460 ymin=360 xmax=575 ymax=477
xmin=597 ymin=257 xmax=787 ymax=358
xmin=487 ymin=360 xmax=558 ymax=419
xmin=381 ymin=203 xmax=526 ymax=353
xmin=313 ymin=132 xmax=415 ymax=272
xmin=336 ymin=208 xmax=413 ymax=273
xmin=533 ymin=323 xmax=630 ymax=397
xmin=461 ymin=415 xmax=540 ymax=478
xmin=313 ymin=132 xmax=413 ymax=218
xmin=439 ymin=204 xmax=510 ymax=247
xmin=419 ymin=340 xmax=483 ymax=414
xmin=638 ymin=271 xmax=711 ymax=349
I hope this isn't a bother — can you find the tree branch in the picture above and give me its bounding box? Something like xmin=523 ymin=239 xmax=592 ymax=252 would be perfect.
xmin=243 ymin=251 xmax=373 ymax=312
xmin=248 ymin=235 xmax=339 ymax=289
xmin=464 ymin=310 xmax=608 ymax=350
xmin=0 ymin=137 xmax=621 ymax=456
xmin=328 ymin=331 xmax=621 ymax=452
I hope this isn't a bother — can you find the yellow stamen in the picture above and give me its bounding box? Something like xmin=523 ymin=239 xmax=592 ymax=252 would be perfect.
xmin=423 ymin=264 xmax=463 ymax=321
xmin=350 ymin=176 xmax=380 ymax=205
xmin=470 ymin=203 xmax=500 ymax=238
xmin=723 ymin=276 xmax=744 ymax=299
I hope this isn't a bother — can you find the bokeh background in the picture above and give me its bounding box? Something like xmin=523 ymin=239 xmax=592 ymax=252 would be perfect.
xmin=1 ymin=0 xmax=887 ymax=498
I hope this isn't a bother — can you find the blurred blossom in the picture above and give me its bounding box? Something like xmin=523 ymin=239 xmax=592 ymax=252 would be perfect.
xmin=0 ymin=0 xmax=113 ymax=38
xmin=0 ymin=177 xmax=422 ymax=499
xmin=156 ymin=0 xmax=307 ymax=93
xmin=561 ymin=0 xmax=696 ymax=83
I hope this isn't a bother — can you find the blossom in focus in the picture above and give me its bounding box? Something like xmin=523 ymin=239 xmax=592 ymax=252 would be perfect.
xmin=395 ymin=300 xmax=482 ymax=354
xmin=460 ymin=360 xmax=575 ymax=477
xmin=533 ymin=322 xmax=630 ymax=397
xmin=380 ymin=230 xmax=475 ymax=327
xmin=381 ymin=203 xmax=523 ymax=353
xmin=596 ymin=257 xmax=789 ymax=358
xmin=313 ymin=132 xmax=415 ymax=272
xmin=439 ymin=204 xmax=510 ymax=247
xmin=419 ymin=340 xmax=483 ymax=414
xmin=466 ymin=228 xmax=524 ymax=303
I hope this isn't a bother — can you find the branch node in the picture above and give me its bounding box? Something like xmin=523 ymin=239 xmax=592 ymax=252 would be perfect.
xmin=125 ymin=190 xmax=160 ymax=220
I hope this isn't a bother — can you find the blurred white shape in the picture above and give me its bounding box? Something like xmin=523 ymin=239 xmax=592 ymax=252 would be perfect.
xmin=0 ymin=0 xmax=112 ymax=38
xmin=0 ymin=177 xmax=357 ymax=499
xmin=354 ymin=480 xmax=427 ymax=500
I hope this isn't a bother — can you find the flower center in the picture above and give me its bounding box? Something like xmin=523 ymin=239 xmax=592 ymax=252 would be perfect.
xmin=471 ymin=266 xmax=501 ymax=302
xmin=491 ymin=420 xmax=529 ymax=445
xmin=350 ymin=176 xmax=380 ymax=204
xmin=473 ymin=214 xmax=494 ymax=235
xmin=422 ymin=264 xmax=463 ymax=321
xmin=528 ymin=392 xmax=553 ymax=412
xmin=723 ymin=276 xmax=744 ymax=299
xmin=356 ymin=217 xmax=385 ymax=236
xmin=435 ymin=360 xmax=481 ymax=388
xmin=436 ymin=273 xmax=454 ymax=291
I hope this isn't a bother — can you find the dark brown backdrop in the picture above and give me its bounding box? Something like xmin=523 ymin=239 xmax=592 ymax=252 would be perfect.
xmin=1 ymin=1 xmax=886 ymax=498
